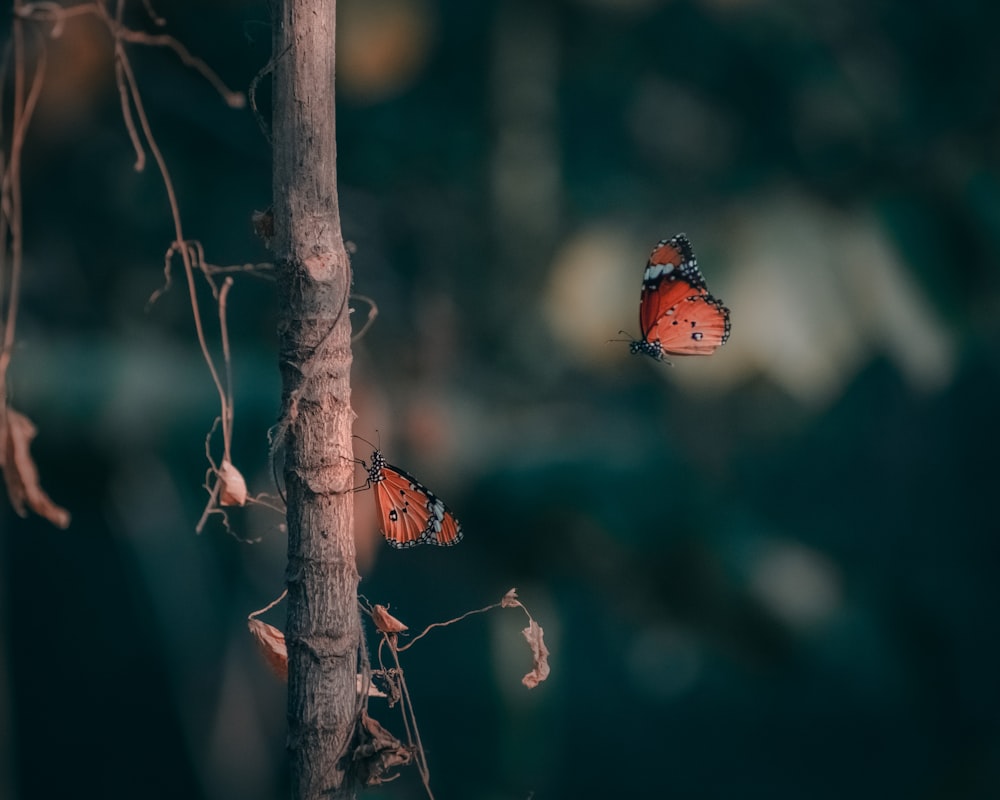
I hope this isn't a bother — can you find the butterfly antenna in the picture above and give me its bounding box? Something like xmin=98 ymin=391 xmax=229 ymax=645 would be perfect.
xmin=607 ymin=330 xmax=636 ymax=344
xmin=352 ymin=433 xmax=379 ymax=451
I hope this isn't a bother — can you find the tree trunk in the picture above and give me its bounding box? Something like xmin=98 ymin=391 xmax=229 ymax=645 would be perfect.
xmin=272 ymin=2 xmax=359 ymax=798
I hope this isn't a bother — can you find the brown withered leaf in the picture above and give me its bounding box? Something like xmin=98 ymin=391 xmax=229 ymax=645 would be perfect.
xmin=218 ymin=459 xmax=248 ymax=506
xmin=1 ymin=407 xmax=71 ymax=529
xmin=248 ymin=618 xmax=288 ymax=681
xmin=521 ymin=619 xmax=550 ymax=689
xmin=251 ymin=209 xmax=274 ymax=246
xmin=371 ymin=604 xmax=408 ymax=634
xmin=352 ymin=709 xmax=412 ymax=787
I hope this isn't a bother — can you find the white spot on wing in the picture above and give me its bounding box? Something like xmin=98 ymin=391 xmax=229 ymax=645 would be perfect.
xmin=644 ymin=262 xmax=675 ymax=281
xmin=428 ymin=498 xmax=445 ymax=533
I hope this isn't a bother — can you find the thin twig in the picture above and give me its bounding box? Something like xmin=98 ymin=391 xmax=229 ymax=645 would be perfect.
xmin=219 ymin=276 xmax=234 ymax=458
xmin=195 ymin=480 xmax=223 ymax=534
xmin=249 ymin=44 xmax=292 ymax=144
xmin=116 ymin=28 xmax=244 ymax=108
xmin=147 ymin=245 xmax=273 ymax=308
xmin=203 ymin=261 xmax=275 ymax=279
xmin=13 ymin=2 xmax=96 ymax=37
xmin=350 ymin=293 xmax=379 ymax=342
xmin=246 ymin=493 xmax=285 ymax=514
xmin=19 ymin=2 xmax=242 ymax=108
xmin=11 ymin=0 xmax=256 ymax=541
xmin=1 ymin=18 xmax=47 ymax=388
xmin=187 ymin=240 xmax=220 ymax=299
xmin=0 ymin=35 xmax=13 ymax=329
xmin=195 ymin=416 xmax=222 ymax=534
xmin=396 ymin=601 xmax=504 ymax=652
xmin=386 ymin=641 xmax=434 ymax=798
xmin=114 ymin=50 xmax=230 ymax=447
xmin=113 ymin=49 xmax=145 ymax=170
xmin=249 ymin=589 xmax=288 ymax=620
xmin=139 ymin=0 xmax=166 ymax=27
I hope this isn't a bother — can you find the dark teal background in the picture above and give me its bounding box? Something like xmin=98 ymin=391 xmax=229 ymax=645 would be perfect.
xmin=2 ymin=1 xmax=999 ymax=798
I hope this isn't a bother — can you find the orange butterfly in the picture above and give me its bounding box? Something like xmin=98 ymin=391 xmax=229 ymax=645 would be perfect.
xmin=629 ymin=233 xmax=731 ymax=362
xmin=363 ymin=449 xmax=463 ymax=548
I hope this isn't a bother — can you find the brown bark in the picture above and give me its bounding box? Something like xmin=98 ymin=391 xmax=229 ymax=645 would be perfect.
xmin=272 ymin=2 xmax=359 ymax=798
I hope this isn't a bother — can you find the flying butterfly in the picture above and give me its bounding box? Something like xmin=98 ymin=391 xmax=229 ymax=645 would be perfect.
xmin=628 ymin=233 xmax=731 ymax=363
xmin=361 ymin=449 xmax=464 ymax=549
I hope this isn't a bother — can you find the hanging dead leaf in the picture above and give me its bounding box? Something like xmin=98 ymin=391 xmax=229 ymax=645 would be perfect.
xmin=218 ymin=459 xmax=247 ymax=506
xmin=501 ymin=587 xmax=520 ymax=608
xmin=372 ymin=604 xmax=408 ymax=634
xmin=252 ymin=209 xmax=274 ymax=246
xmin=248 ymin=618 xmax=288 ymax=680
xmin=352 ymin=709 xmax=412 ymax=787
xmin=521 ymin=619 xmax=550 ymax=689
xmin=1 ymin=406 xmax=71 ymax=529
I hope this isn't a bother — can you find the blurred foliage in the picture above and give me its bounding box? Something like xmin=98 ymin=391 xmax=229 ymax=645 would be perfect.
xmin=2 ymin=0 xmax=999 ymax=798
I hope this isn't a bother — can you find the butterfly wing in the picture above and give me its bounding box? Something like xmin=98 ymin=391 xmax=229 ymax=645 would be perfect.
xmin=368 ymin=451 xmax=464 ymax=548
xmin=635 ymin=234 xmax=731 ymax=358
xmin=639 ymin=234 xmax=706 ymax=335
xmin=644 ymin=293 xmax=731 ymax=356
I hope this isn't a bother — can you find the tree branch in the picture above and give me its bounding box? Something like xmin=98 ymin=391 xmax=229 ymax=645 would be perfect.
xmin=272 ymin=1 xmax=359 ymax=797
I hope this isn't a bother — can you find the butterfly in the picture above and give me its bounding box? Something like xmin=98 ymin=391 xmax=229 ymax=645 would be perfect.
xmin=628 ymin=233 xmax=731 ymax=363
xmin=362 ymin=449 xmax=464 ymax=548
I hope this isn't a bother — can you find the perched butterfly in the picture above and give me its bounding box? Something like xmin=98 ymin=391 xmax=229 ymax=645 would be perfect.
xmin=362 ymin=449 xmax=463 ymax=548
xmin=628 ymin=233 xmax=731 ymax=363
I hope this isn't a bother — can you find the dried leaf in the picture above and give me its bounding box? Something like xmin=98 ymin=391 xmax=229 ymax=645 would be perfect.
xmin=372 ymin=604 xmax=408 ymax=634
xmin=218 ymin=459 xmax=247 ymax=506
xmin=353 ymin=710 xmax=412 ymax=787
xmin=1 ymin=407 xmax=71 ymax=529
xmin=252 ymin=209 xmax=274 ymax=246
xmin=501 ymin=587 xmax=520 ymax=608
xmin=521 ymin=619 xmax=550 ymax=689
xmin=248 ymin=618 xmax=287 ymax=681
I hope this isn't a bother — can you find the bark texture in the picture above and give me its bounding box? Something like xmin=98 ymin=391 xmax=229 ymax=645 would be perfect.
xmin=272 ymin=2 xmax=359 ymax=797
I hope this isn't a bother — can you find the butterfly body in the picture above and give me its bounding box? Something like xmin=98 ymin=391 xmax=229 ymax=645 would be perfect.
xmin=630 ymin=233 xmax=731 ymax=362
xmin=365 ymin=449 xmax=463 ymax=548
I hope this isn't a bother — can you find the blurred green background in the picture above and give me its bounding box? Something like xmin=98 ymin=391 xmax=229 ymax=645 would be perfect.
xmin=2 ymin=0 xmax=999 ymax=798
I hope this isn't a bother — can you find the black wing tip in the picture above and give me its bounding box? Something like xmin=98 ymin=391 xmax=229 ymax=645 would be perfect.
xmin=650 ymin=232 xmax=694 ymax=259
xmin=645 ymin=233 xmax=701 ymax=287
xmin=651 ymin=231 xmax=689 ymax=245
